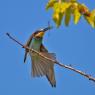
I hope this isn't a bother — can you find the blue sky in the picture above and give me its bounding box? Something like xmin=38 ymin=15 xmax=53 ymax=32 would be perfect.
xmin=0 ymin=0 xmax=95 ymax=95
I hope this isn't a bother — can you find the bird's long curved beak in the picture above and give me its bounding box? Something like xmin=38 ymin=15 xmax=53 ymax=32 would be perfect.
xmin=43 ymin=26 xmax=53 ymax=32
xmin=35 ymin=26 xmax=53 ymax=38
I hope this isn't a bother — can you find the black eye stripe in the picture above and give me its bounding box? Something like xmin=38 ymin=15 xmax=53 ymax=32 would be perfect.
xmin=34 ymin=36 xmax=42 ymax=39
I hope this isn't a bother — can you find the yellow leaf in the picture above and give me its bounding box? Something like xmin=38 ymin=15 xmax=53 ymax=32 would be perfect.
xmin=65 ymin=8 xmax=71 ymax=26
xmin=71 ymin=2 xmax=78 ymax=9
xmin=53 ymin=11 xmax=64 ymax=27
xmin=85 ymin=17 xmax=94 ymax=28
xmin=78 ymin=4 xmax=89 ymax=15
xmin=62 ymin=0 xmax=65 ymax=2
xmin=53 ymin=2 xmax=71 ymax=13
xmin=85 ymin=9 xmax=95 ymax=28
xmin=61 ymin=2 xmax=71 ymax=13
xmin=71 ymin=0 xmax=77 ymax=2
xmin=46 ymin=0 xmax=57 ymax=10
xmin=52 ymin=2 xmax=71 ymax=27
xmin=52 ymin=3 xmax=65 ymax=27
xmin=91 ymin=10 xmax=95 ymax=28
xmin=73 ymin=8 xmax=81 ymax=24
xmin=53 ymin=3 xmax=61 ymax=13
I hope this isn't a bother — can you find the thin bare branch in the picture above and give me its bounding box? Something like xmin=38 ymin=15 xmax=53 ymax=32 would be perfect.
xmin=6 ymin=33 xmax=95 ymax=83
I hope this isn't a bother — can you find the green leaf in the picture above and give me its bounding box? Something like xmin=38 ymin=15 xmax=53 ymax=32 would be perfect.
xmin=73 ymin=8 xmax=81 ymax=24
xmin=65 ymin=8 xmax=71 ymax=26
xmin=46 ymin=0 xmax=57 ymax=10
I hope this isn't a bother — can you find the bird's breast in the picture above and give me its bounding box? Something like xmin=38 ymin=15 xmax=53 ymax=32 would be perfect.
xmin=29 ymin=38 xmax=42 ymax=51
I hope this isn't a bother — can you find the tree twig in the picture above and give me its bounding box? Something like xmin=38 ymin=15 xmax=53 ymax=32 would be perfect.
xmin=6 ymin=33 xmax=95 ymax=83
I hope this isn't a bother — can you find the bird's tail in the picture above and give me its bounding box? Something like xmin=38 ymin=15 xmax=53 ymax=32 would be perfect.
xmin=29 ymin=52 xmax=56 ymax=87
xmin=24 ymin=50 xmax=28 ymax=63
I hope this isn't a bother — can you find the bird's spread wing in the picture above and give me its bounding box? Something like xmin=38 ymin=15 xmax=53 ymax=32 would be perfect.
xmin=29 ymin=51 xmax=56 ymax=87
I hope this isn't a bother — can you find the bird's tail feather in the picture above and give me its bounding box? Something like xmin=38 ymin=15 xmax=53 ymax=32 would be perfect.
xmin=29 ymin=52 xmax=56 ymax=87
xmin=24 ymin=51 xmax=27 ymax=63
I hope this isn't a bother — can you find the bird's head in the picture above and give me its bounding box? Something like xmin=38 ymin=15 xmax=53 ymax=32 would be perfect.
xmin=34 ymin=26 xmax=52 ymax=38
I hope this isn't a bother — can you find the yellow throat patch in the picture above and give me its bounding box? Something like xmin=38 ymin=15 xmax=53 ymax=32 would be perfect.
xmin=35 ymin=32 xmax=44 ymax=37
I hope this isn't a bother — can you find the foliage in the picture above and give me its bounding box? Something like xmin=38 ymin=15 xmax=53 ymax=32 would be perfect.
xmin=46 ymin=0 xmax=95 ymax=28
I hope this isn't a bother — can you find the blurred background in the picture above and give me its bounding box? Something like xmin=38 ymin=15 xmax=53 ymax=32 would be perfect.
xmin=0 ymin=0 xmax=95 ymax=95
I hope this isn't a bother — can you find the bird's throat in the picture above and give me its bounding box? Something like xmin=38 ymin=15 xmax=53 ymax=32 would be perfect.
xmin=30 ymin=38 xmax=42 ymax=51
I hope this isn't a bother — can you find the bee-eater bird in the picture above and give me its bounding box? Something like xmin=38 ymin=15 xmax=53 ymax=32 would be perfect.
xmin=24 ymin=26 xmax=56 ymax=87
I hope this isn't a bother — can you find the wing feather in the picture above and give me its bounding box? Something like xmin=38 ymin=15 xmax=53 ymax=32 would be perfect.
xmin=29 ymin=51 xmax=56 ymax=87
